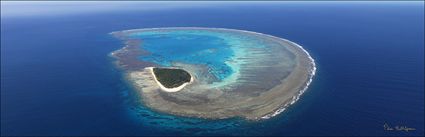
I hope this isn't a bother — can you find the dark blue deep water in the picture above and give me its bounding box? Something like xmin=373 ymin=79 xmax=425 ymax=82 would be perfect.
xmin=1 ymin=2 xmax=424 ymax=136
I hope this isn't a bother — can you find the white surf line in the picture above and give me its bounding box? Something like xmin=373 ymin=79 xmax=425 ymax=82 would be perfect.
xmin=147 ymin=67 xmax=194 ymax=92
xmin=259 ymin=40 xmax=317 ymax=119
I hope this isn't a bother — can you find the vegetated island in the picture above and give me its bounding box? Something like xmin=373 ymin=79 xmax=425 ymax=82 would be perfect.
xmin=149 ymin=67 xmax=193 ymax=92
xmin=110 ymin=27 xmax=316 ymax=120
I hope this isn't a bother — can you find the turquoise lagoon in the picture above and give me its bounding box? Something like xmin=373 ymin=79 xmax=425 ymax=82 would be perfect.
xmin=131 ymin=31 xmax=235 ymax=82
xmin=125 ymin=28 xmax=298 ymax=89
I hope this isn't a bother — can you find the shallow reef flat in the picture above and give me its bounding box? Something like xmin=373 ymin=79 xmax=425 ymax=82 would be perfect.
xmin=111 ymin=27 xmax=316 ymax=120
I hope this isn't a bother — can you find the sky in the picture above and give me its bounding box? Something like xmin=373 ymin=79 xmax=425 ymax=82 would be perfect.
xmin=0 ymin=1 xmax=224 ymax=17
xmin=1 ymin=1 xmax=423 ymax=18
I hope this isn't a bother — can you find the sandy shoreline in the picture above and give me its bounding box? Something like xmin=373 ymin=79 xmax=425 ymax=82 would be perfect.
xmin=146 ymin=67 xmax=194 ymax=92
xmin=111 ymin=27 xmax=316 ymax=120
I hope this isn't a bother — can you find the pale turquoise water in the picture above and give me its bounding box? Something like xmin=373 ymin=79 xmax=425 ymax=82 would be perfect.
xmin=131 ymin=31 xmax=234 ymax=81
xmin=128 ymin=29 xmax=298 ymax=89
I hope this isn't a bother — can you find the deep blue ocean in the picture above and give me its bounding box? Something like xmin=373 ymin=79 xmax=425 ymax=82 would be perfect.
xmin=1 ymin=2 xmax=424 ymax=136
